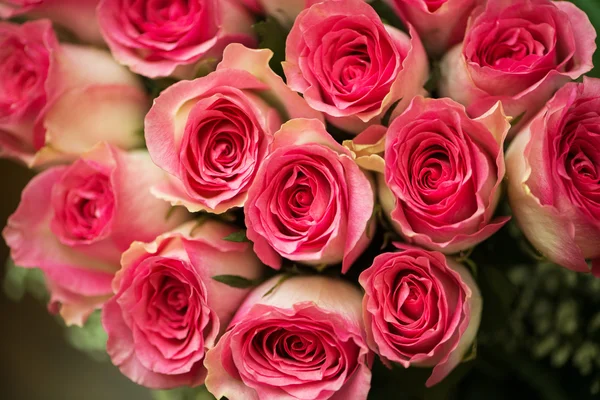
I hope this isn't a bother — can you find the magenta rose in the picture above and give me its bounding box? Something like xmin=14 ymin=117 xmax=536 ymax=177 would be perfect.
xmin=439 ymin=0 xmax=596 ymax=134
xmin=506 ymin=78 xmax=600 ymax=276
xmin=0 ymin=20 xmax=148 ymax=167
xmin=385 ymin=0 xmax=480 ymax=56
xmin=380 ymin=97 xmax=511 ymax=253
xmin=97 ymin=0 xmax=257 ymax=79
xmin=0 ymin=0 xmax=102 ymax=44
xmin=283 ymin=0 xmax=428 ymax=134
xmin=102 ymin=220 xmax=263 ymax=389
xmin=359 ymin=245 xmax=481 ymax=387
xmin=145 ymin=44 xmax=323 ymax=214
xmin=245 ymin=118 xmax=375 ymax=272
xmin=205 ymin=275 xmax=373 ymax=400
xmin=3 ymin=143 xmax=189 ymax=325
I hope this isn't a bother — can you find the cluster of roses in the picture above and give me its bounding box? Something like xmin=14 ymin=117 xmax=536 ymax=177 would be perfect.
xmin=1 ymin=0 xmax=599 ymax=399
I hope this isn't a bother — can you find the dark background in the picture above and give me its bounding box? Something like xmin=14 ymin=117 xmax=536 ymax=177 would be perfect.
xmin=0 ymin=160 xmax=151 ymax=400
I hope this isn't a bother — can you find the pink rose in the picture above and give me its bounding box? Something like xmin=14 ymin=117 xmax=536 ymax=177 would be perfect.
xmin=145 ymin=44 xmax=323 ymax=214
xmin=2 ymin=143 xmax=189 ymax=325
xmin=0 ymin=0 xmax=103 ymax=44
xmin=380 ymin=97 xmax=510 ymax=253
xmin=0 ymin=20 xmax=148 ymax=167
xmin=385 ymin=0 xmax=480 ymax=56
xmin=205 ymin=275 xmax=373 ymax=400
xmin=245 ymin=118 xmax=375 ymax=272
xmin=102 ymin=220 xmax=263 ymax=389
xmin=439 ymin=0 xmax=596 ymax=134
xmin=359 ymin=245 xmax=481 ymax=387
xmin=506 ymin=78 xmax=600 ymax=276
xmin=283 ymin=0 xmax=428 ymax=134
xmin=97 ymin=0 xmax=257 ymax=79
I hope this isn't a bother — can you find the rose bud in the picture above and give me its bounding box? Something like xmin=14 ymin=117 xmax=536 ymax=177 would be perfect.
xmin=97 ymin=0 xmax=257 ymax=79
xmin=359 ymin=245 xmax=481 ymax=387
xmin=0 ymin=0 xmax=103 ymax=44
xmin=205 ymin=275 xmax=373 ymax=400
xmin=384 ymin=0 xmax=480 ymax=56
xmin=245 ymin=118 xmax=375 ymax=272
xmin=0 ymin=20 xmax=148 ymax=167
xmin=506 ymin=78 xmax=600 ymax=276
xmin=2 ymin=143 xmax=189 ymax=325
xmin=145 ymin=44 xmax=323 ymax=214
xmin=283 ymin=0 xmax=428 ymax=134
xmin=380 ymin=97 xmax=510 ymax=253
xmin=439 ymin=0 xmax=596 ymax=135
xmin=102 ymin=220 xmax=263 ymax=389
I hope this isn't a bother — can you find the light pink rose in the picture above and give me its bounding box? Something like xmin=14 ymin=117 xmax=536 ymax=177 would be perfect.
xmin=102 ymin=220 xmax=263 ymax=389
xmin=0 ymin=20 xmax=148 ymax=167
xmin=2 ymin=143 xmax=189 ymax=325
xmin=359 ymin=245 xmax=481 ymax=387
xmin=385 ymin=0 xmax=480 ymax=56
xmin=244 ymin=118 xmax=375 ymax=272
xmin=439 ymin=0 xmax=596 ymax=134
xmin=380 ymin=97 xmax=510 ymax=253
xmin=0 ymin=0 xmax=103 ymax=44
xmin=97 ymin=0 xmax=257 ymax=79
xmin=283 ymin=0 xmax=428 ymax=134
xmin=205 ymin=275 xmax=373 ymax=400
xmin=506 ymin=78 xmax=600 ymax=276
xmin=145 ymin=44 xmax=323 ymax=214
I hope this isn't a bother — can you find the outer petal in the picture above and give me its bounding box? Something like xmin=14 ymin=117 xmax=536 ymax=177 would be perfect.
xmin=343 ymin=125 xmax=387 ymax=173
xmin=217 ymin=44 xmax=324 ymax=123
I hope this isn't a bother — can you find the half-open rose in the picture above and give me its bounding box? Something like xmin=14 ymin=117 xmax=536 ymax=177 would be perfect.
xmin=0 ymin=20 xmax=148 ymax=167
xmin=506 ymin=77 xmax=600 ymax=276
xmin=3 ymin=143 xmax=189 ymax=325
xmin=98 ymin=0 xmax=257 ymax=78
xmin=145 ymin=44 xmax=323 ymax=214
xmin=380 ymin=97 xmax=510 ymax=253
xmin=205 ymin=275 xmax=373 ymax=400
xmin=359 ymin=245 xmax=482 ymax=387
xmin=245 ymin=118 xmax=375 ymax=272
xmin=439 ymin=0 xmax=596 ymax=134
xmin=283 ymin=0 xmax=428 ymax=133
xmin=102 ymin=220 xmax=263 ymax=389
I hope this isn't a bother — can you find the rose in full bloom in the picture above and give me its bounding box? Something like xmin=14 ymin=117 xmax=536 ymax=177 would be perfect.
xmin=506 ymin=78 xmax=600 ymax=276
xmin=102 ymin=220 xmax=263 ymax=389
xmin=439 ymin=0 xmax=596 ymax=134
xmin=145 ymin=44 xmax=323 ymax=214
xmin=245 ymin=118 xmax=375 ymax=272
xmin=0 ymin=20 xmax=148 ymax=166
xmin=359 ymin=245 xmax=481 ymax=387
xmin=384 ymin=0 xmax=480 ymax=56
xmin=380 ymin=97 xmax=511 ymax=253
xmin=2 ymin=143 xmax=189 ymax=325
xmin=283 ymin=0 xmax=428 ymax=134
xmin=205 ymin=275 xmax=373 ymax=400
xmin=97 ymin=0 xmax=257 ymax=78
xmin=0 ymin=0 xmax=103 ymax=44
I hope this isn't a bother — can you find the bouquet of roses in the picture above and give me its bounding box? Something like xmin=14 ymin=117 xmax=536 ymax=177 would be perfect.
xmin=2 ymin=0 xmax=600 ymax=399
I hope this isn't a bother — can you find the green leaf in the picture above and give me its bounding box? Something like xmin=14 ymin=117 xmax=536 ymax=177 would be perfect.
xmin=222 ymin=230 xmax=250 ymax=243
xmin=152 ymin=386 xmax=216 ymax=400
xmin=253 ymin=17 xmax=288 ymax=78
xmin=65 ymin=310 xmax=108 ymax=362
xmin=3 ymin=258 xmax=48 ymax=302
xmin=212 ymin=274 xmax=259 ymax=289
